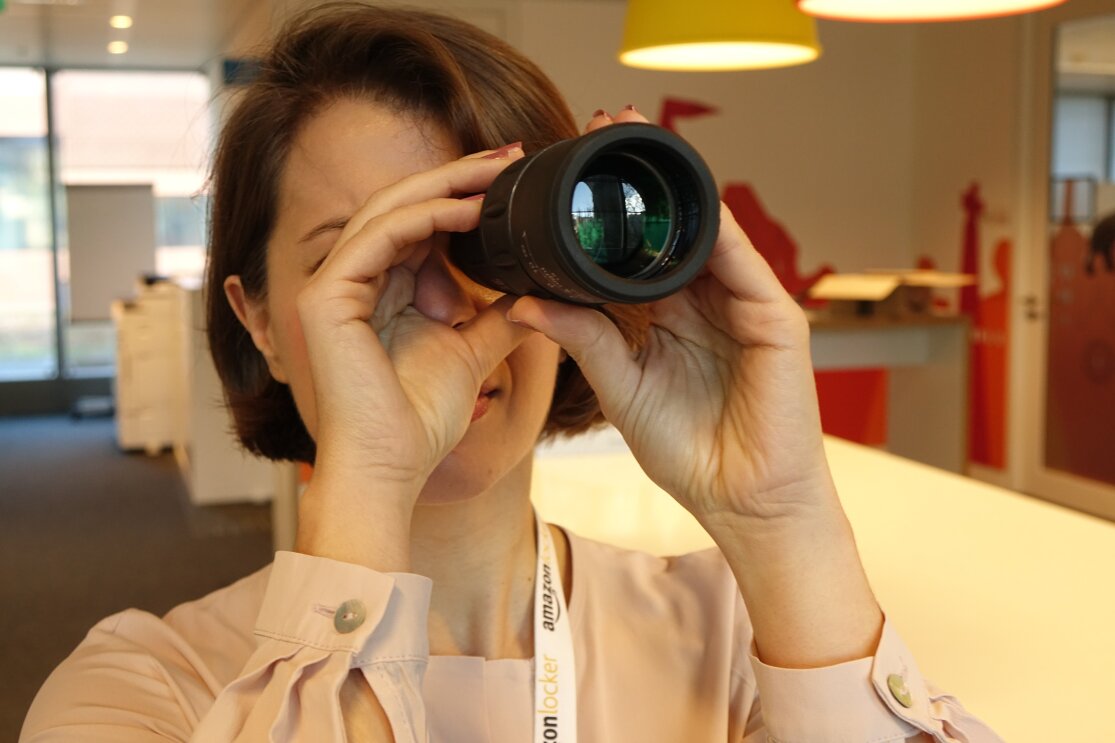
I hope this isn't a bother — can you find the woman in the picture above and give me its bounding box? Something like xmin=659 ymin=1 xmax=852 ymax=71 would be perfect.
xmin=23 ymin=4 xmax=1002 ymax=742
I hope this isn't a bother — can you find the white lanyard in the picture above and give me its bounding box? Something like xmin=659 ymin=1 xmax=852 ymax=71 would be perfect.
xmin=533 ymin=515 xmax=576 ymax=743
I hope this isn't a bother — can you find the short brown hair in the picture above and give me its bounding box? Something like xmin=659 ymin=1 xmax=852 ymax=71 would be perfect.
xmin=206 ymin=2 xmax=648 ymax=463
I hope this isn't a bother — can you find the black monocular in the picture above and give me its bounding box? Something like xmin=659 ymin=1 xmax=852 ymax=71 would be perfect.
xmin=450 ymin=123 xmax=719 ymax=305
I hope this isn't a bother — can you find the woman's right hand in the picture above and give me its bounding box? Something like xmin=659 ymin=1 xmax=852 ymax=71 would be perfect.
xmin=292 ymin=144 xmax=532 ymax=571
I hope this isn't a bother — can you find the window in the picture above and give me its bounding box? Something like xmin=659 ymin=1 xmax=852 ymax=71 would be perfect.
xmin=0 ymin=69 xmax=55 ymax=381
xmin=0 ymin=68 xmax=211 ymax=385
xmin=51 ymin=70 xmax=211 ymax=374
xmin=1052 ymin=94 xmax=1109 ymax=182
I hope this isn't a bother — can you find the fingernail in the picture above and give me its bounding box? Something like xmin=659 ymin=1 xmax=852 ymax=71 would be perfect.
xmin=482 ymin=142 xmax=523 ymax=160
xmin=462 ymin=193 xmax=485 ymax=201
xmin=623 ymin=103 xmax=638 ymax=112
xmin=505 ymin=311 xmax=535 ymax=330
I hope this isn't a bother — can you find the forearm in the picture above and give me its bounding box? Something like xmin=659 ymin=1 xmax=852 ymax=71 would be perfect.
xmin=294 ymin=458 xmax=419 ymax=573
xmin=699 ymin=475 xmax=883 ymax=669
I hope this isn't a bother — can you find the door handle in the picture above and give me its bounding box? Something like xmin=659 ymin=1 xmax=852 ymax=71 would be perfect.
xmin=1023 ymin=294 xmax=1044 ymax=320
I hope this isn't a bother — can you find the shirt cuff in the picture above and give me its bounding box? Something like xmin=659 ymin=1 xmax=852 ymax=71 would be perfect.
xmin=750 ymin=616 xmax=930 ymax=743
xmin=254 ymin=550 xmax=433 ymax=663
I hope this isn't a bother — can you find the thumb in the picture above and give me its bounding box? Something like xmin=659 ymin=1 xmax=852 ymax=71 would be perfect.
xmin=506 ymin=296 xmax=639 ymax=415
xmin=455 ymin=294 xmax=539 ymax=389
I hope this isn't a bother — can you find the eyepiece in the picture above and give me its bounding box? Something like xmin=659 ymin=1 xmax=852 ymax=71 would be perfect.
xmin=451 ymin=123 xmax=719 ymax=305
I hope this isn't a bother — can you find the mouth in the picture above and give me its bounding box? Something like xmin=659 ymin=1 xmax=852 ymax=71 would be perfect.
xmin=471 ymin=384 xmax=499 ymax=422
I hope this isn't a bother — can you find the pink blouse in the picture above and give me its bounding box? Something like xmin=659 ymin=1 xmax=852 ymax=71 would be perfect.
xmin=21 ymin=526 xmax=1002 ymax=742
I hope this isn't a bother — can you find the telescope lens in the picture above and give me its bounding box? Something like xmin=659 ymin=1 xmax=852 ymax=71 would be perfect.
xmin=449 ymin=122 xmax=718 ymax=305
xmin=570 ymin=153 xmax=674 ymax=278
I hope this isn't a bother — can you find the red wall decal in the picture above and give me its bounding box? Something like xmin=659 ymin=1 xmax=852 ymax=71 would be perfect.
xmin=960 ymin=184 xmax=983 ymax=318
xmin=721 ymin=184 xmax=834 ymax=301
xmin=814 ymin=370 xmax=889 ymax=446
xmin=657 ymin=98 xmax=718 ymax=133
xmin=948 ymin=183 xmax=1012 ymax=471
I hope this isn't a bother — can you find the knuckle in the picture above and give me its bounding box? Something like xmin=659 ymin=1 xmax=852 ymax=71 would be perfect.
xmin=568 ymin=314 xmax=611 ymax=363
xmin=584 ymin=319 xmax=610 ymax=352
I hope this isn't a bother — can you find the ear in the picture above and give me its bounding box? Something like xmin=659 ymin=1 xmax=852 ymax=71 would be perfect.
xmin=223 ymin=275 xmax=289 ymax=384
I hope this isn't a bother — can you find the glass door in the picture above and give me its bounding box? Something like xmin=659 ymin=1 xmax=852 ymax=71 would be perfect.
xmin=0 ymin=68 xmax=56 ymax=382
xmin=1019 ymin=14 xmax=1115 ymax=521
xmin=1047 ymin=23 xmax=1115 ymax=490
xmin=52 ymin=69 xmax=211 ymax=377
xmin=0 ymin=67 xmax=210 ymax=414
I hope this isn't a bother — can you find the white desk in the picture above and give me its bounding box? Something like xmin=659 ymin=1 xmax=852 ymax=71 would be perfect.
xmin=809 ymin=314 xmax=970 ymax=473
xmin=533 ymin=432 xmax=1115 ymax=743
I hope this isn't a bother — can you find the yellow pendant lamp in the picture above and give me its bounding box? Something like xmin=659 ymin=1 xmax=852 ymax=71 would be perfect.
xmin=620 ymin=0 xmax=821 ymax=71
xmin=797 ymin=0 xmax=1067 ymax=23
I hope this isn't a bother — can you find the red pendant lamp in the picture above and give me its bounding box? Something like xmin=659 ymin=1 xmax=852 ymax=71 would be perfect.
xmin=798 ymin=0 xmax=1067 ymax=23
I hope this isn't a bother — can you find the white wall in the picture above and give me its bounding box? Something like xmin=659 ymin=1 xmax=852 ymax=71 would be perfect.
xmin=909 ymin=16 xmax=1024 ymax=279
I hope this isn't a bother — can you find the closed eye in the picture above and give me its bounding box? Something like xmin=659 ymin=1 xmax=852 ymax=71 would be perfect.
xmin=300 ymin=216 xmax=349 ymax=274
xmin=299 ymin=216 xmax=349 ymax=244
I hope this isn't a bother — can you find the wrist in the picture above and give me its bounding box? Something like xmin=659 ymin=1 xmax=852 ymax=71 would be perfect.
xmin=699 ymin=490 xmax=883 ymax=669
xmin=295 ymin=464 xmax=420 ymax=573
xmin=693 ymin=467 xmax=845 ymax=548
xmin=700 ymin=507 xmax=847 ymax=559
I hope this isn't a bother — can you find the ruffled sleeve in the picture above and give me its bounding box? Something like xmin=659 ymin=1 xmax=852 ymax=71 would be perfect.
xmin=21 ymin=551 xmax=432 ymax=743
xmin=195 ymin=551 xmax=432 ymax=742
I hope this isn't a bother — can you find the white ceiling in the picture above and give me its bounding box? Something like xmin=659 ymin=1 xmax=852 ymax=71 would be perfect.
xmin=0 ymin=0 xmax=262 ymax=69
xmin=0 ymin=0 xmax=559 ymax=70
xmin=4 ymin=0 xmax=1114 ymax=83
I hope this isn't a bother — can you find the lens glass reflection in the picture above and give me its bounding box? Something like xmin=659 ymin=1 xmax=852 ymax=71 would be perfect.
xmin=570 ymin=153 xmax=673 ymax=276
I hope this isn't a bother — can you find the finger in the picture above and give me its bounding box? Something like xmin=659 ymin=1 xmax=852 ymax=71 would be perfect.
xmin=505 ymin=296 xmax=640 ymax=416
xmin=461 ymin=142 xmax=524 ymax=160
xmin=321 ymin=197 xmax=483 ymax=289
xmin=334 ymin=148 xmax=524 ymax=248
xmin=454 ymin=294 xmax=539 ymax=390
xmin=584 ymin=109 xmax=614 ymax=134
xmin=704 ymin=202 xmax=790 ymax=305
xmin=611 ymin=104 xmax=649 ymax=125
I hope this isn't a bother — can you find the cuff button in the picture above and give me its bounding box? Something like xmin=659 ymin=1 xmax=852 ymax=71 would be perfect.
xmin=887 ymin=673 xmax=913 ymax=708
xmin=334 ymin=599 xmax=367 ymax=634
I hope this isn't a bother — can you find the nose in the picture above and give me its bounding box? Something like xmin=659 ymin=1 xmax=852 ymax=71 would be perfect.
xmin=412 ymin=248 xmax=479 ymax=328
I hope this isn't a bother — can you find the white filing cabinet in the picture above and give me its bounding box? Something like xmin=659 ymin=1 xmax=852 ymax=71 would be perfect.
xmin=112 ymin=280 xmax=182 ymax=454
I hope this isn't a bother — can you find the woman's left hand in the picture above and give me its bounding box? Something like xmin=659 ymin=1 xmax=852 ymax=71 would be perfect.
xmin=506 ymin=107 xmax=837 ymax=532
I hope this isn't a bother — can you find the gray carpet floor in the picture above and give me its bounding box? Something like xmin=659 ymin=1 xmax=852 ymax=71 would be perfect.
xmin=0 ymin=415 xmax=274 ymax=741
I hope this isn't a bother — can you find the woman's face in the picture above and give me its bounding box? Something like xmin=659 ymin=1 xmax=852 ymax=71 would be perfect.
xmin=235 ymin=98 xmax=562 ymax=502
